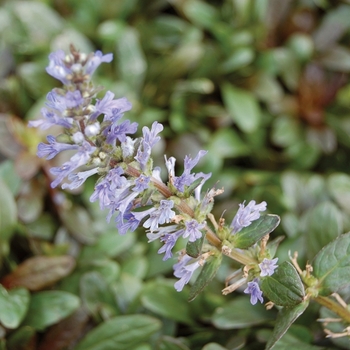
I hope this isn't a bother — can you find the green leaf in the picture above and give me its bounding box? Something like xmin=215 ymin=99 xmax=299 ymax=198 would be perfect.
xmin=23 ymin=291 xmax=80 ymax=330
xmin=261 ymin=261 xmax=305 ymax=307
xmin=265 ymin=301 xmax=309 ymax=350
xmin=157 ymin=336 xmax=191 ymax=350
xmin=231 ymin=215 xmax=280 ymax=249
xmin=0 ymin=178 xmax=17 ymax=243
xmin=182 ymin=0 xmax=219 ymax=30
xmin=8 ymin=1 xmax=63 ymax=53
xmin=208 ymin=128 xmax=250 ymax=159
xmin=202 ymin=343 xmax=228 ymax=350
xmin=6 ymin=326 xmax=36 ymax=350
xmin=74 ymin=315 xmax=161 ymax=350
xmin=186 ymin=234 xmax=205 ymax=258
xmin=0 ymin=160 xmax=21 ymax=195
xmin=312 ymin=232 xmax=350 ymax=296
xmin=79 ymin=230 xmax=135 ymax=263
xmin=188 ymin=254 xmax=222 ymax=302
xmin=327 ymin=173 xmax=350 ymax=213
xmin=80 ymin=272 xmax=120 ymax=319
xmin=116 ymin=26 xmax=147 ymax=92
xmin=303 ymin=201 xmax=343 ymax=259
xmin=112 ymin=273 xmax=143 ymax=312
xmin=221 ymin=83 xmax=261 ymax=133
xmin=60 ymin=205 xmax=96 ymax=244
xmin=220 ymin=48 xmax=255 ymax=73
xmin=0 ymin=286 xmax=30 ymax=329
xmin=212 ymin=296 xmax=275 ymax=329
xmin=141 ymin=280 xmax=195 ymax=325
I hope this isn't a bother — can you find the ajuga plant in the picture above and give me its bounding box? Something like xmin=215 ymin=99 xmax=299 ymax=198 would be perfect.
xmin=29 ymin=46 xmax=350 ymax=349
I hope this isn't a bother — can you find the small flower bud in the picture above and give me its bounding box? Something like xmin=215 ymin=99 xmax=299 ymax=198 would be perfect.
xmin=72 ymin=132 xmax=84 ymax=144
xmin=99 ymin=152 xmax=107 ymax=160
xmin=85 ymin=122 xmax=101 ymax=137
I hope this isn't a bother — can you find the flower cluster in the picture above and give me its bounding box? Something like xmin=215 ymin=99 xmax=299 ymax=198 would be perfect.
xmin=30 ymin=46 xmax=279 ymax=302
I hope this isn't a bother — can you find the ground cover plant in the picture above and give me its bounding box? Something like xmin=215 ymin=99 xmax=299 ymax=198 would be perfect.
xmin=1 ymin=0 xmax=350 ymax=349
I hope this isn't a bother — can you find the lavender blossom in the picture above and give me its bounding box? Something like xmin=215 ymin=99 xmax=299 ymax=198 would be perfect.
xmin=173 ymin=254 xmax=202 ymax=292
xmin=135 ymin=122 xmax=164 ymax=170
xmin=91 ymin=92 xmax=132 ymax=120
xmin=61 ymin=168 xmax=99 ymax=190
xmin=46 ymin=90 xmax=83 ymax=111
xmin=167 ymin=150 xmax=210 ymax=193
xmin=90 ymin=178 xmax=114 ymax=210
xmin=244 ymin=278 xmax=264 ymax=305
xmin=85 ymin=51 xmax=113 ymax=76
xmin=183 ymin=219 xmax=205 ymax=242
xmin=142 ymin=200 xmax=176 ymax=231
xmin=37 ymin=135 xmax=78 ymax=160
xmin=115 ymin=208 xmax=140 ymax=235
xmin=105 ymin=117 xmax=138 ymax=144
xmin=28 ymin=108 xmax=73 ymax=130
xmin=50 ymin=141 xmax=96 ymax=188
xmin=158 ymin=229 xmax=184 ymax=261
xmin=230 ymin=200 xmax=267 ymax=234
xmin=46 ymin=50 xmax=71 ymax=84
xmin=133 ymin=175 xmax=151 ymax=192
xmin=259 ymin=258 xmax=279 ymax=277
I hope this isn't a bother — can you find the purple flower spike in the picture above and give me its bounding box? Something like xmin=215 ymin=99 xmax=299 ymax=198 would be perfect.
xmin=173 ymin=150 xmax=209 ymax=192
xmin=230 ymin=200 xmax=267 ymax=234
xmin=91 ymin=92 xmax=132 ymax=121
xmin=173 ymin=254 xmax=202 ymax=292
xmin=85 ymin=51 xmax=113 ymax=76
xmin=37 ymin=135 xmax=78 ymax=160
xmin=105 ymin=119 xmax=138 ymax=144
xmin=115 ymin=209 xmax=140 ymax=235
xmin=133 ymin=174 xmax=150 ymax=192
xmin=28 ymin=107 xmax=73 ymax=130
xmin=46 ymin=50 xmax=71 ymax=84
xmin=141 ymin=200 xmax=175 ymax=232
xmin=183 ymin=219 xmax=205 ymax=242
xmin=158 ymin=230 xmax=184 ymax=261
xmin=135 ymin=122 xmax=164 ymax=170
xmin=259 ymin=258 xmax=279 ymax=277
xmin=62 ymin=168 xmax=99 ymax=190
xmin=64 ymin=91 xmax=84 ymax=109
xmin=90 ymin=179 xmax=113 ymax=210
xmin=244 ymin=278 xmax=264 ymax=305
xmin=143 ymin=121 xmax=164 ymax=148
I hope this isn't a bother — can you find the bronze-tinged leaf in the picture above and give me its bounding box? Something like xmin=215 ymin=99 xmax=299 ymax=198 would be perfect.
xmin=38 ymin=307 xmax=89 ymax=350
xmin=1 ymin=256 xmax=76 ymax=291
xmin=15 ymin=151 xmax=41 ymax=180
xmin=0 ymin=114 xmax=24 ymax=159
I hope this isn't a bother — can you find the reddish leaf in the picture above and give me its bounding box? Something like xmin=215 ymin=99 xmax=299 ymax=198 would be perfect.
xmin=38 ymin=307 xmax=89 ymax=350
xmin=1 ymin=256 xmax=76 ymax=291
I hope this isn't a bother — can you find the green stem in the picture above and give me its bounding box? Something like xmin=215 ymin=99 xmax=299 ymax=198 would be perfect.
xmin=228 ymin=249 xmax=257 ymax=265
xmin=314 ymin=296 xmax=350 ymax=324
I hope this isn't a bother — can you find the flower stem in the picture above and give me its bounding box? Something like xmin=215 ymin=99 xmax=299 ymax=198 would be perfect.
xmin=126 ymin=164 xmax=223 ymax=250
xmin=315 ymin=296 xmax=350 ymax=323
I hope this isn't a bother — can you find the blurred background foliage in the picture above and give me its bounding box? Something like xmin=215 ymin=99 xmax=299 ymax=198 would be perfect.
xmin=1 ymin=0 xmax=350 ymax=349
